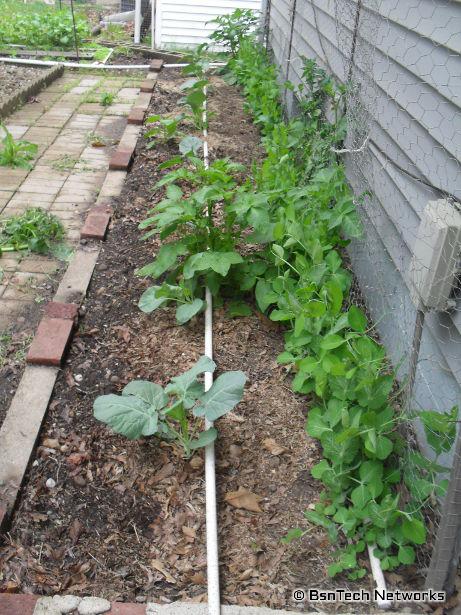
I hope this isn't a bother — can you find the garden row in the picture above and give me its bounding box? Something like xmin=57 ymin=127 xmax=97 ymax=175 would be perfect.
xmin=0 ymin=66 xmax=326 ymax=610
xmin=127 ymin=25 xmax=454 ymax=580
xmin=0 ymin=12 xmax=453 ymax=607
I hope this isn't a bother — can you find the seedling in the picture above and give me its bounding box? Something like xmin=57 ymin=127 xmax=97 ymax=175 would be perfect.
xmin=94 ymin=355 xmax=246 ymax=457
xmin=100 ymin=92 xmax=115 ymax=107
xmin=0 ymin=124 xmax=38 ymax=169
xmin=145 ymin=113 xmax=185 ymax=145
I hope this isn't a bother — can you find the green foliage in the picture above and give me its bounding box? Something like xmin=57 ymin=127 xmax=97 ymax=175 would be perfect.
xmin=0 ymin=124 xmax=38 ymax=169
xmin=137 ymin=157 xmax=251 ymax=324
xmin=0 ymin=207 xmax=64 ymax=255
xmin=208 ymin=9 xmax=259 ymax=55
xmin=225 ymin=33 xmax=456 ymax=577
xmin=145 ymin=114 xmax=185 ymax=145
xmin=0 ymin=0 xmax=89 ymax=49
xmin=93 ymin=355 xmax=246 ymax=457
xmin=100 ymin=92 xmax=115 ymax=106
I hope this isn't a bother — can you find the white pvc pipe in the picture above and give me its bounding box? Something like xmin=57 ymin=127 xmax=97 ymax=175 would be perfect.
xmin=202 ymin=89 xmax=220 ymax=615
xmin=163 ymin=62 xmax=226 ymax=68
xmin=134 ymin=0 xmax=142 ymax=45
xmin=367 ymin=544 xmax=392 ymax=609
xmin=0 ymin=57 xmax=150 ymax=69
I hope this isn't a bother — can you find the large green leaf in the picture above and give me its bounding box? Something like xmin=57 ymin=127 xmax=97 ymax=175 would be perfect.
xmin=122 ymin=381 xmax=167 ymax=409
xmin=176 ymin=298 xmax=205 ymax=324
xmin=183 ymin=251 xmax=244 ymax=279
xmin=348 ymin=305 xmax=367 ymax=332
xmin=138 ymin=286 xmax=168 ymax=313
xmin=189 ymin=427 xmax=218 ymax=449
xmin=402 ymin=518 xmax=426 ymax=545
xmin=193 ymin=371 xmax=246 ymax=421
xmin=255 ymin=279 xmax=278 ymax=312
xmin=165 ymin=355 xmax=216 ymax=406
xmin=93 ymin=394 xmax=158 ymax=439
xmin=137 ymin=242 xmax=188 ymax=279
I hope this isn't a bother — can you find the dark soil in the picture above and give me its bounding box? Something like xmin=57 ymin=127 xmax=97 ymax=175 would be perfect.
xmin=0 ymin=271 xmax=62 ymax=428
xmin=0 ymin=68 xmax=421 ymax=612
xmin=0 ymin=65 xmax=47 ymax=103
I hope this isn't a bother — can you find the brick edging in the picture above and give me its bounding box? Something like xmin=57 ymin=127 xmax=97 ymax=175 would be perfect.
xmin=0 ymin=64 xmax=64 ymax=120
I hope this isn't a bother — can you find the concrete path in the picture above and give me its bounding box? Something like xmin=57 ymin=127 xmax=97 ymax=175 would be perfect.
xmin=0 ymin=70 xmax=142 ymax=331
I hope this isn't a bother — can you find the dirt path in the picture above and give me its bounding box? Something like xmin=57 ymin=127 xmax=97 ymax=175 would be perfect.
xmin=0 ymin=69 xmax=144 ymax=427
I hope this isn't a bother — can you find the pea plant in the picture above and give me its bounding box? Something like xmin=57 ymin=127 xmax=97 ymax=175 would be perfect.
xmin=94 ymin=356 xmax=246 ymax=458
xmin=223 ymin=20 xmax=458 ymax=579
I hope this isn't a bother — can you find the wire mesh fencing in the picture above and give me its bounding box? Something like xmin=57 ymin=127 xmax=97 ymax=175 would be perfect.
xmin=266 ymin=0 xmax=461 ymax=593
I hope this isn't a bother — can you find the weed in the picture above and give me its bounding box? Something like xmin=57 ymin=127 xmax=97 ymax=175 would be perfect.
xmin=0 ymin=207 xmax=64 ymax=255
xmin=0 ymin=124 xmax=38 ymax=169
xmin=100 ymin=91 xmax=115 ymax=106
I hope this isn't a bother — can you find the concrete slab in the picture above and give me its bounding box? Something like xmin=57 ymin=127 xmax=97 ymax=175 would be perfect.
xmin=0 ymin=365 xmax=58 ymax=522
xmin=54 ymin=245 xmax=101 ymax=304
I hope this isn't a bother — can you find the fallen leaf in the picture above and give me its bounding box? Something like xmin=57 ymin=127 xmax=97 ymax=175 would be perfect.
xmin=150 ymin=558 xmax=176 ymax=584
xmin=190 ymin=571 xmax=206 ymax=585
xmin=149 ymin=462 xmax=175 ymax=484
xmin=42 ymin=438 xmax=60 ymax=449
xmin=69 ymin=519 xmax=84 ymax=544
xmin=67 ymin=452 xmax=89 ymax=466
xmin=225 ymin=487 xmax=263 ymax=513
xmin=182 ymin=526 xmax=196 ymax=540
xmin=262 ymin=438 xmax=287 ymax=456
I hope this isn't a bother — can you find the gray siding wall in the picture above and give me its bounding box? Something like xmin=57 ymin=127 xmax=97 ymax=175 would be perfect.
xmin=267 ymin=0 xmax=461 ymax=454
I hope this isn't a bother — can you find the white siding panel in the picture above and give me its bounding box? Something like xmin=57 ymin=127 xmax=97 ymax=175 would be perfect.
xmin=155 ymin=0 xmax=262 ymax=49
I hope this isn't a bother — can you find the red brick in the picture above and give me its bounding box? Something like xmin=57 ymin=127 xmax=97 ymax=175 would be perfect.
xmin=26 ymin=317 xmax=74 ymax=366
xmin=109 ymin=148 xmax=133 ymax=171
xmin=0 ymin=594 xmax=38 ymax=615
xmin=149 ymin=59 xmax=164 ymax=72
xmin=128 ymin=107 xmax=145 ymax=125
xmin=45 ymin=301 xmax=78 ymax=321
xmin=80 ymin=212 xmax=111 ymax=240
xmin=109 ymin=603 xmax=146 ymax=614
xmin=93 ymin=202 xmax=113 ymax=215
xmin=140 ymin=79 xmax=156 ymax=93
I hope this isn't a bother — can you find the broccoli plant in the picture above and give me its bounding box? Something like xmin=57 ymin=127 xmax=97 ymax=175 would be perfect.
xmin=94 ymin=356 xmax=246 ymax=457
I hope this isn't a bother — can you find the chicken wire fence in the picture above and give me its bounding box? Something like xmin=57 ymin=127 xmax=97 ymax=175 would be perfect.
xmin=265 ymin=0 xmax=461 ymax=594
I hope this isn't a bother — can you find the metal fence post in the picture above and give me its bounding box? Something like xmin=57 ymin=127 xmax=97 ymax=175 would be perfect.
xmin=425 ymin=426 xmax=461 ymax=594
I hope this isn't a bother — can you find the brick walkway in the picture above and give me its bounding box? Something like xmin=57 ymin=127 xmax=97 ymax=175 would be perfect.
xmin=0 ymin=70 xmax=142 ymax=331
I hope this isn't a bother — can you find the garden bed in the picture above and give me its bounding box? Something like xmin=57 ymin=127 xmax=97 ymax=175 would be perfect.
xmin=0 ymin=68 xmax=426 ymax=612
xmin=0 ymin=64 xmax=48 ymax=104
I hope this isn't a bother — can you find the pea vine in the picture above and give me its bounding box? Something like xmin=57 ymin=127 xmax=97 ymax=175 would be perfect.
xmin=224 ymin=31 xmax=457 ymax=577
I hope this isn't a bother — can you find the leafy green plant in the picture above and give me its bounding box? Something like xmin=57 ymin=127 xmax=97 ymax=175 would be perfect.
xmin=208 ymin=9 xmax=259 ymax=55
xmin=100 ymin=92 xmax=115 ymax=106
xmin=221 ymin=28 xmax=457 ymax=579
xmin=0 ymin=0 xmax=89 ymax=49
xmin=137 ymin=157 xmax=250 ymax=323
xmin=0 ymin=125 xmax=38 ymax=169
xmin=144 ymin=113 xmax=185 ymax=145
xmin=0 ymin=207 xmax=64 ymax=255
xmin=93 ymin=355 xmax=246 ymax=457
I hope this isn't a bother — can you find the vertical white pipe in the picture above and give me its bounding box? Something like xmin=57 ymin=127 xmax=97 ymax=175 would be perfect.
xmin=151 ymin=0 xmax=155 ymax=49
xmin=134 ymin=0 xmax=142 ymax=44
xmin=367 ymin=544 xmax=392 ymax=609
xmin=202 ymin=90 xmax=221 ymax=615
